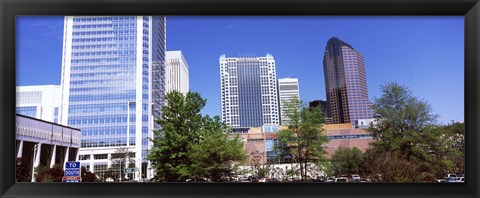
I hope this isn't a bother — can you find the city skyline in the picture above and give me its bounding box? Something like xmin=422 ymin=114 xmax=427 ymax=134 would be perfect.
xmin=17 ymin=16 xmax=464 ymax=124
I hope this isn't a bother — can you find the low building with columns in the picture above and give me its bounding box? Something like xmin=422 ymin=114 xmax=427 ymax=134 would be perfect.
xmin=16 ymin=114 xmax=81 ymax=182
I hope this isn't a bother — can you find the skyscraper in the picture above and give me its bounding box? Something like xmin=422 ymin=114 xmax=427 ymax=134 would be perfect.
xmin=277 ymin=78 xmax=300 ymax=125
xmin=59 ymin=16 xmax=166 ymax=180
xmin=220 ymin=54 xmax=279 ymax=128
xmin=323 ymin=37 xmax=374 ymax=124
xmin=166 ymin=51 xmax=189 ymax=95
xmin=16 ymin=85 xmax=62 ymax=123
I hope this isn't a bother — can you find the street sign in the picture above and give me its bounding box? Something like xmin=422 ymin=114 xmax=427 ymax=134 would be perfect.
xmin=65 ymin=162 xmax=80 ymax=169
xmin=64 ymin=161 xmax=81 ymax=177
xmin=62 ymin=176 xmax=81 ymax=183
xmin=62 ymin=179 xmax=81 ymax=183
xmin=63 ymin=176 xmax=81 ymax=180
xmin=64 ymin=169 xmax=81 ymax=176
xmin=124 ymin=168 xmax=136 ymax=173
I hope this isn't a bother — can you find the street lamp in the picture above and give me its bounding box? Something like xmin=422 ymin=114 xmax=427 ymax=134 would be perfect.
xmin=31 ymin=138 xmax=54 ymax=182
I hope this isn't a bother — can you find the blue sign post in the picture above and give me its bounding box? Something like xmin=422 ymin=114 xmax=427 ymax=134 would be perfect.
xmin=63 ymin=161 xmax=81 ymax=182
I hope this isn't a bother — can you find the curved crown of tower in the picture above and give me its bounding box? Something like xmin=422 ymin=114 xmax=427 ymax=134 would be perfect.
xmin=326 ymin=37 xmax=354 ymax=50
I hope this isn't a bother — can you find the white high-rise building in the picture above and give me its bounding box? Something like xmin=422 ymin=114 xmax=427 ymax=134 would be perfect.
xmin=277 ymin=78 xmax=300 ymax=125
xmin=16 ymin=85 xmax=62 ymax=123
xmin=166 ymin=51 xmax=189 ymax=95
xmin=219 ymin=54 xmax=279 ymax=128
xmin=59 ymin=16 xmax=166 ymax=181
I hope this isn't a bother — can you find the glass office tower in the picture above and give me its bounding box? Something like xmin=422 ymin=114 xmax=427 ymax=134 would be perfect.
xmin=323 ymin=37 xmax=374 ymax=124
xmin=59 ymin=16 xmax=166 ymax=180
xmin=220 ymin=54 xmax=279 ymax=128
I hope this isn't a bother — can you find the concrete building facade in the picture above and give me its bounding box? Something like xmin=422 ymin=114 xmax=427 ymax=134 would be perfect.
xmin=16 ymin=85 xmax=62 ymax=124
xmin=220 ymin=54 xmax=280 ymax=128
xmin=230 ymin=123 xmax=373 ymax=165
xmin=16 ymin=114 xmax=81 ymax=182
xmin=323 ymin=37 xmax=374 ymax=124
xmin=59 ymin=16 xmax=167 ymax=181
xmin=277 ymin=78 xmax=300 ymax=125
xmin=166 ymin=50 xmax=189 ymax=95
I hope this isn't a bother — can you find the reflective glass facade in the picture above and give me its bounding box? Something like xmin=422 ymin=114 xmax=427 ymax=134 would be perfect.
xmin=16 ymin=106 xmax=37 ymax=117
xmin=220 ymin=55 xmax=279 ymax=128
xmin=60 ymin=16 xmax=166 ymax=179
xmin=323 ymin=37 xmax=374 ymax=124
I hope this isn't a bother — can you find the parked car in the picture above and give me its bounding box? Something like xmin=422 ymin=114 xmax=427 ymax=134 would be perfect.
xmin=325 ymin=177 xmax=335 ymax=182
xmin=456 ymin=177 xmax=464 ymax=182
xmin=445 ymin=177 xmax=457 ymax=183
xmin=266 ymin=178 xmax=280 ymax=182
xmin=335 ymin=177 xmax=348 ymax=182
xmin=351 ymin=174 xmax=361 ymax=182
xmin=239 ymin=178 xmax=251 ymax=182
xmin=248 ymin=176 xmax=258 ymax=182
xmin=257 ymin=177 xmax=267 ymax=182
xmin=445 ymin=174 xmax=458 ymax=180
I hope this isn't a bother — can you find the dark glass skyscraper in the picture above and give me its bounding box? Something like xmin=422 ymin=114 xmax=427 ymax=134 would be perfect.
xmin=323 ymin=37 xmax=374 ymax=124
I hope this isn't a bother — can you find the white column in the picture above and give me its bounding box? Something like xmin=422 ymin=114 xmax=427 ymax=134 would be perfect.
xmin=16 ymin=140 xmax=23 ymax=158
xmin=89 ymin=154 xmax=94 ymax=173
xmin=107 ymin=154 xmax=112 ymax=169
xmin=146 ymin=161 xmax=151 ymax=179
xmin=50 ymin=145 xmax=57 ymax=168
xmin=125 ymin=157 xmax=130 ymax=179
xmin=31 ymin=143 xmax=42 ymax=182
xmin=75 ymin=149 xmax=80 ymax=161
xmin=135 ymin=16 xmax=144 ymax=182
xmin=64 ymin=147 xmax=70 ymax=163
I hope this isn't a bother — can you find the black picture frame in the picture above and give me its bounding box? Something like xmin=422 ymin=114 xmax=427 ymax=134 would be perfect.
xmin=1 ymin=0 xmax=479 ymax=198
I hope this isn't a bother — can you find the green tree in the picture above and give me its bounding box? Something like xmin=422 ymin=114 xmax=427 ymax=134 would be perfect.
xmin=148 ymin=91 xmax=206 ymax=181
xmin=16 ymin=157 xmax=31 ymax=182
xmin=148 ymin=91 xmax=247 ymax=182
xmin=276 ymin=97 xmax=329 ymax=181
xmin=189 ymin=116 xmax=247 ymax=181
xmin=365 ymin=82 xmax=460 ymax=182
xmin=35 ymin=164 xmax=64 ymax=182
xmin=443 ymin=122 xmax=464 ymax=174
xmin=330 ymin=147 xmax=363 ymax=176
xmin=81 ymin=166 xmax=97 ymax=182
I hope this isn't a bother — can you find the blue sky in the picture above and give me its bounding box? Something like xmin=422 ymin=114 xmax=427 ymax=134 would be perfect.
xmin=16 ymin=16 xmax=464 ymax=124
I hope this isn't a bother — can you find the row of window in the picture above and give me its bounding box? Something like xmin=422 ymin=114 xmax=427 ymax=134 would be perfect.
xmin=16 ymin=106 xmax=37 ymax=117
xmin=72 ymin=50 xmax=136 ymax=57
xmin=68 ymin=115 xmax=149 ymax=125
xmin=72 ymin=37 xmax=135 ymax=43
xmin=328 ymin=134 xmax=372 ymax=139
xmin=73 ymin=30 xmax=136 ymax=36
xmin=73 ymin=21 xmax=137 ymax=29
xmin=73 ymin=16 xmax=136 ymax=22
xmin=80 ymin=138 xmax=134 ymax=148
xmin=69 ymin=78 xmax=133 ymax=86
xmin=72 ymin=43 xmax=136 ymax=50
xmin=70 ymin=64 xmax=135 ymax=71
xmin=79 ymin=126 xmax=149 ymax=135
xmin=71 ymin=57 xmax=120 ymax=63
